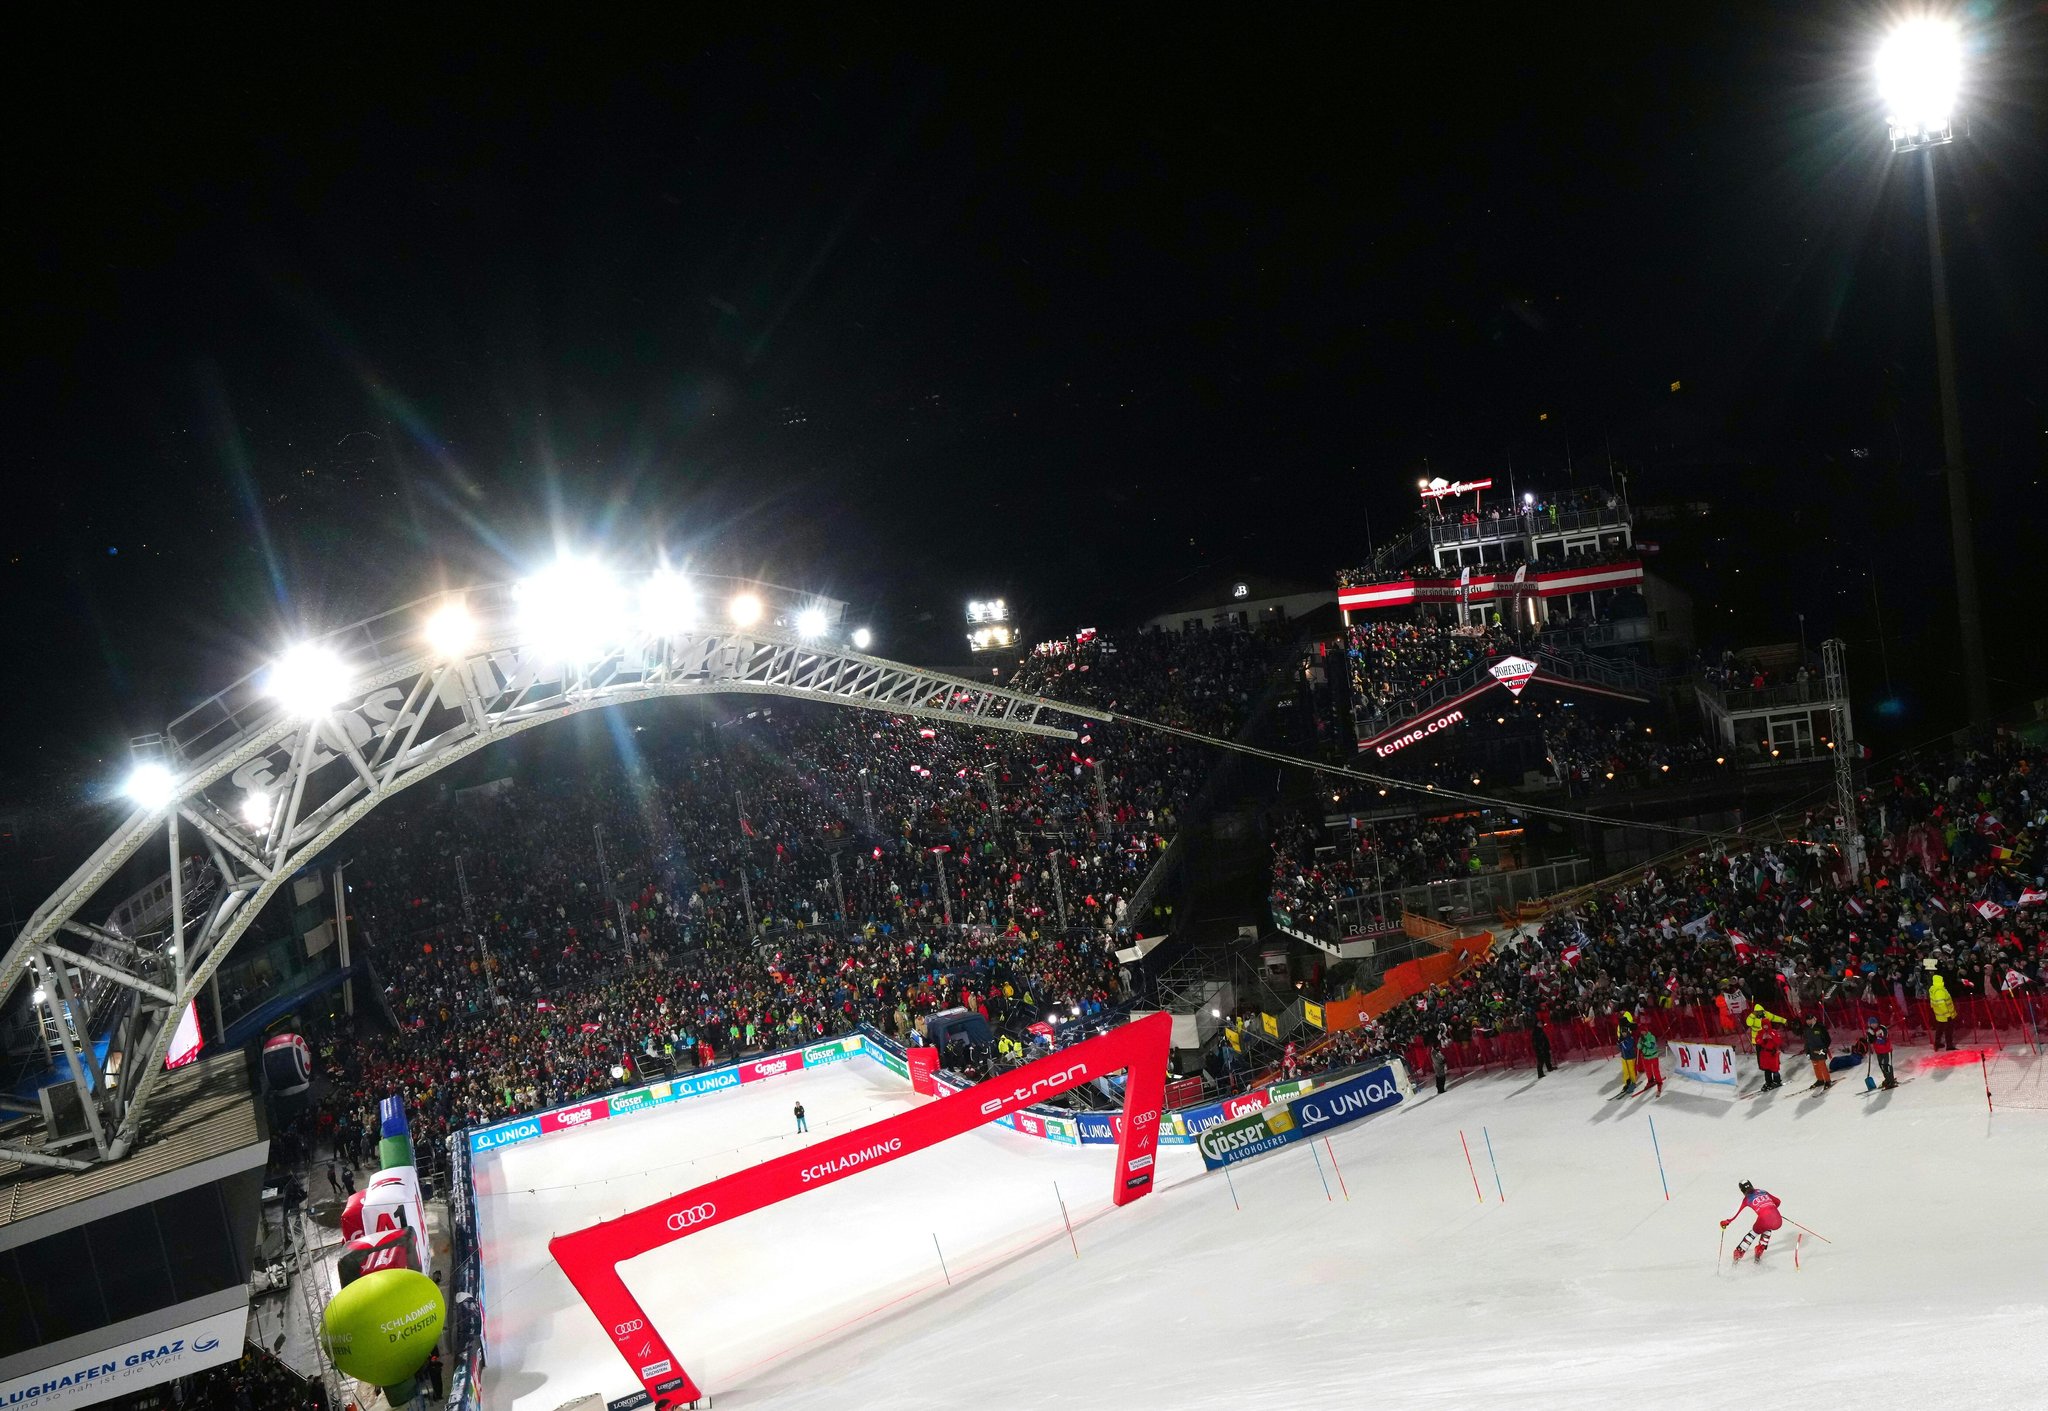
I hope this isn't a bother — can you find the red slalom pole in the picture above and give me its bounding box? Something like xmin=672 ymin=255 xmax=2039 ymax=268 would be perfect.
xmin=1795 ymin=1233 xmax=1803 ymax=1270
xmin=1981 ymin=1051 xmax=1994 ymax=1114
xmin=1324 ymin=1137 xmax=1351 ymax=1201
xmin=1460 ymin=1129 xmax=1484 ymax=1203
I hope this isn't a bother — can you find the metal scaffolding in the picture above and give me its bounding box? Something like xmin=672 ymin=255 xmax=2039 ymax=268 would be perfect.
xmin=0 ymin=578 xmax=1083 ymax=1170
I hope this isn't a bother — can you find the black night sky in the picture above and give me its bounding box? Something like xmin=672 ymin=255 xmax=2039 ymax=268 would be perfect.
xmin=4 ymin=5 xmax=2046 ymax=807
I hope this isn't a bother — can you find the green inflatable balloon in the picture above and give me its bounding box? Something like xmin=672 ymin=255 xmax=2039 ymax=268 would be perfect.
xmin=321 ymin=1266 xmax=445 ymax=1386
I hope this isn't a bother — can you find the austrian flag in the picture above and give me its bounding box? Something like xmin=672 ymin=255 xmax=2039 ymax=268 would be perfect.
xmin=1797 ymin=896 xmax=1815 ymax=912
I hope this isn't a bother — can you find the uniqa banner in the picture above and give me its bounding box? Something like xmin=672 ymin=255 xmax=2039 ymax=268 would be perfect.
xmin=1670 ymin=1041 xmax=1738 ymax=1088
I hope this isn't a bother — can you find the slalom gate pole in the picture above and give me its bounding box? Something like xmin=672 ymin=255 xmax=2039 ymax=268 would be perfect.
xmin=1716 ymin=1225 xmax=1725 ymax=1272
xmin=1483 ymin=1126 xmax=1505 ymax=1202
xmin=1054 ymin=1181 xmax=1080 ymax=1259
xmin=1795 ymin=1233 xmax=1803 ymax=1271
xmin=1785 ymin=1218 xmax=1831 ymax=1244
xmin=1460 ymin=1130 xmax=1484 ymax=1203
xmin=1324 ymin=1137 xmax=1350 ymax=1201
xmin=1224 ymin=1161 xmax=1241 ymax=1211
xmin=1981 ymin=1051 xmax=1994 ymax=1114
xmin=1310 ymin=1138 xmax=1333 ymax=1202
xmin=933 ymin=1233 xmax=952 ymax=1286
xmin=1647 ymin=1115 xmax=1670 ymax=1200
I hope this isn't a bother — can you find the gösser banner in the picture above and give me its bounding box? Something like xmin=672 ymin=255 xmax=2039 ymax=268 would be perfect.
xmin=1670 ymin=1041 xmax=1738 ymax=1089
xmin=549 ymin=1013 xmax=1172 ymax=1408
xmin=1197 ymin=1062 xmax=1408 ymax=1171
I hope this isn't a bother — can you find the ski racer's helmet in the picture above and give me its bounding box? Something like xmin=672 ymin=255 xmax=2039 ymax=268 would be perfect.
xmin=1738 ymin=1180 xmax=1755 ymax=1196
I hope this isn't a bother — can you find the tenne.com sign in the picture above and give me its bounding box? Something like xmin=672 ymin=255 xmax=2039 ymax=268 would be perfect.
xmin=1373 ymin=708 xmax=1465 ymax=758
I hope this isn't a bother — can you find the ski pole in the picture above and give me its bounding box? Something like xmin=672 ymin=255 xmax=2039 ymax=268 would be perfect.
xmin=1785 ymin=1218 xmax=1831 ymax=1244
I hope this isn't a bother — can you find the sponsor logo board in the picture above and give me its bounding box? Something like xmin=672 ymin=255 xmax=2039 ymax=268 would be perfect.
xmin=540 ymin=1101 xmax=608 ymax=1135
xmin=0 ymin=1307 xmax=248 ymax=1411
xmin=607 ymin=1088 xmax=653 ymax=1117
xmin=468 ymin=1119 xmax=542 ymax=1154
xmin=1671 ymin=1042 xmax=1738 ymax=1089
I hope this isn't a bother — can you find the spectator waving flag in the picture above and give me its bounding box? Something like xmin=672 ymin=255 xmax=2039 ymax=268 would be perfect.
xmin=1973 ymin=899 xmax=2006 ymax=920
xmin=2004 ymin=968 xmax=2030 ymax=992
xmin=2018 ymin=888 xmax=2048 ymax=907
xmin=1561 ymin=943 xmax=1582 ymax=968
xmin=1797 ymin=896 xmax=1815 ymax=912
xmin=1845 ymin=897 xmax=1867 ymax=917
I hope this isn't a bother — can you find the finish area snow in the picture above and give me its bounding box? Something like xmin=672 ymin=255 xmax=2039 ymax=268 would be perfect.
xmin=473 ymin=1051 xmax=2048 ymax=1411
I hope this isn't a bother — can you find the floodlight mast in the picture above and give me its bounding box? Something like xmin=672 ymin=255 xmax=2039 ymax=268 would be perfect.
xmin=1878 ymin=16 xmax=1986 ymax=730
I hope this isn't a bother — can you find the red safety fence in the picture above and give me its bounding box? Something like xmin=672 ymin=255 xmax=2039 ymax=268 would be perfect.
xmin=1413 ymin=993 xmax=2044 ymax=1081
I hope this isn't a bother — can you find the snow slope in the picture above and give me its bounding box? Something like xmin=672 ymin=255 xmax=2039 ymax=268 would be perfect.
xmin=475 ymin=1048 xmax=2048 ymax=1411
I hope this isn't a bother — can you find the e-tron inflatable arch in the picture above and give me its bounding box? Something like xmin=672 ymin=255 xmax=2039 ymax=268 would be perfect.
xmin=0 ymin=573 xmax=1083 ymax=1172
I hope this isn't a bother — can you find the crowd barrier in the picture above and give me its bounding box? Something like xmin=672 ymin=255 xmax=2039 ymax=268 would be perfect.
xmin=1412 ymin=993 xmax=2043 ymax=1083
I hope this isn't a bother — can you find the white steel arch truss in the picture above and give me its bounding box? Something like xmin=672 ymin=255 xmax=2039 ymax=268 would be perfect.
xmin=0 ymin=580 xmax=1081 ymax=1170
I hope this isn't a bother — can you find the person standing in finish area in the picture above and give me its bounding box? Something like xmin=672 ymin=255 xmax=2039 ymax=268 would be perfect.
xmin=1637 ymin=1026 xmax=1665 ymax=1097
xmin=1431 ymin=1042 xmax=1448 ymax=1095
xmin=1803 ymin=1015 xmax=1834 ymax=1091
xmin=1616 ymin=1015 xmax=1640 ymax=1096
xmin=1864 ymin=1018 xmax=1897 ymax=1089
xmin=1528 ymin=1009 xmax=1553 ymax=1078
xmin=794 ymin=1101 xmax=808 ymax=1133
xmin=1754 ymin=1020 xmax=1783 ymax=1091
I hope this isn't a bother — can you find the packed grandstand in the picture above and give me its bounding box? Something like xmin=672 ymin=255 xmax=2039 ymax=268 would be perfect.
xmin=10 ymin=552 xmax=2048 ymax=1411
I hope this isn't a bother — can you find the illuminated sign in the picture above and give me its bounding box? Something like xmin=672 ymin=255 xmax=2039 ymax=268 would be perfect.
xmin=1418 ymin=477 xmax=1494 ymax=500
xmin=1372 ymin=708 xmax=1467 ymax=758
xmin=1232 ymin=583 xmax=1249 ymax=599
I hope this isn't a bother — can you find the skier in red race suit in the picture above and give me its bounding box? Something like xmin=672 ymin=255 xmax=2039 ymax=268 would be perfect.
xmin=1721 ymin=1180 xmax=1784 ymax=1261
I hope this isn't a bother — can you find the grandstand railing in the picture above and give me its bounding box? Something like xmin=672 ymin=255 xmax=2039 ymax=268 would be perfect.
xmin=1355 ymin=643 xmax=1663 ymax=739
xmin=1696 ymin=678 xmax=1841 ymax=714
xmin=1426 ymin=502 xmax=1630 ymax=548
xmin=1281 ymin=857 xmax=1591 ymax=941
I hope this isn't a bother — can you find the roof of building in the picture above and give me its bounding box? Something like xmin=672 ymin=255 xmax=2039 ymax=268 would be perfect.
xmin=1152 ymin=573 xmax=1334 ymax=618
xmin=0 ymin=1050 xmax=262 ymax=1229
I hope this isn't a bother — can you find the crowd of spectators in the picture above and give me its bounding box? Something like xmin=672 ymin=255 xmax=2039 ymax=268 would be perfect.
xmin=1542 ymin=712 xmax=1719 ymax=793
xmin=1269 ymin=810 xmax=1475 ymax=938
xmin=1327 ymin=735 xmax=2048 ymax=1068
xmin=1347 ymin=620 xmax=1519 ymax=729
xmin=311 ymin=625 xmax=1285 ymax=1158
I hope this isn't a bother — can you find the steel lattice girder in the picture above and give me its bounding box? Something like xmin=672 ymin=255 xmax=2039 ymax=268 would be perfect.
xmin=1 ymin=617 xmax=1084 ymax=1163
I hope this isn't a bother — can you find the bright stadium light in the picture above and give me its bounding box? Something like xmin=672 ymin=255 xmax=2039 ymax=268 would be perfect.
xmin=423 ymin=598 xmax=477 ymax=658
xmin=795 ymin=605 xmax=830 ymax=640
xmin=851 ymin=627 xmax=873 ymax=650
xmin=1878 ymin=17 xmax=1960 ymax=148
xmin=639 ymin=569 xmax=697 ymax=635
xmin=266 ymin=643 xmax=353 ymax=718
xmin=729 ymin=592 xmax=764 ymax=627
xmin=239 ymin=791 xmax=272 ymax=831
xmin=31 ymin=987 xmax=47 ymax=1006
xmin=124 ymin=761 xmax=177 ymax=811
xmin=515 ymin=557 xmax=627 ymax=665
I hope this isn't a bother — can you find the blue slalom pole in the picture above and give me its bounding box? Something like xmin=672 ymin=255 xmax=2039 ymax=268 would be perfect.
xmin=1223 ymin=1161 xmax=1241 ymax=1211
xmin=1483 ymin=1125 xmax=1505 ymax=1202
xmin=1647 ymin=1114 xmax=1670 ymax=1201
xmin=1310 ymin=1137 xmax=1333 ymax=1201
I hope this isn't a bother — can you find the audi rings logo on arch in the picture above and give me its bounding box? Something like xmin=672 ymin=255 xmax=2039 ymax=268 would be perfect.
xmin=666 ymin=1202 xmax=717 ymax=1232
xmin=612 ymin=1318 xmax=646 ymax=1341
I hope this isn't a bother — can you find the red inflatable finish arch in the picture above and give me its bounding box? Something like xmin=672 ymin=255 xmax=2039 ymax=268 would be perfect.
xmin=550 ymin=1012 xmax=1171 ymax=1407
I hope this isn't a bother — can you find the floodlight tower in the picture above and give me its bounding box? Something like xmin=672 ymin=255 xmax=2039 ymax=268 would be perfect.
xmin=1878 ymin=16 xmax=1987 ymax=730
